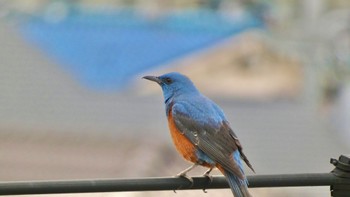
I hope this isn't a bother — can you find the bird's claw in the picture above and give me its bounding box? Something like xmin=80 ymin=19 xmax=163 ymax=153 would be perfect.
xmin=203 ymin=175 xmax=213 ymax=193
xmin=176 ymin=172 xmax=194 ymax=185
xmin=173 ymin=164 xmax=198 ymax=193
xmin=202 ymin=170 xmax=213 ymax=193
xmin=203 ymin=173 xmax=213 ymax=183
xmin=174 ymin=172 xmax=194 ymax=192
xmin=202 ymin=175 xmax=213 ymax=193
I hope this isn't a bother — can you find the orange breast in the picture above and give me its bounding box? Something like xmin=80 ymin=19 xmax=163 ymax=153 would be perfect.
xmin=167 ymin=113 xmax=197 ymax=163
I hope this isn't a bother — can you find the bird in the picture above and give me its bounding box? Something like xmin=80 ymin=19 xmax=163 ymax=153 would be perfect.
xmin=143 ymin=72 xmax=254 ymax=197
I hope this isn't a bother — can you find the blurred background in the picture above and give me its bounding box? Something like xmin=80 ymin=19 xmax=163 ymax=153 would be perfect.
xmin=0 ymin=0 xmax=349 ymax=196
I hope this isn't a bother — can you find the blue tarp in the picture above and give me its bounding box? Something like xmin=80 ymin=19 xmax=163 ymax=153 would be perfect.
xmin=20 ymin=9 xmax=263 ymax=90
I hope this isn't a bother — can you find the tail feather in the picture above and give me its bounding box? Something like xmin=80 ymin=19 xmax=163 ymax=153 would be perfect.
xmin=222 ymin=168 xmax=251 ymax=197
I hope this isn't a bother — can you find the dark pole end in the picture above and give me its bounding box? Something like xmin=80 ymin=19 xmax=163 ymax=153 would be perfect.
xmin=331 ymin=155 xmax=350 ymax=178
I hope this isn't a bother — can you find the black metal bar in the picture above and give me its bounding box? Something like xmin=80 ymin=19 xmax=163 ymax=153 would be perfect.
xmin=248 ymin=173 xmax=340 ymax=187
xmin=0 ymin=155 xmax=349 ymax=196
xmin=0 ymin=173 xmax=349 ymax=196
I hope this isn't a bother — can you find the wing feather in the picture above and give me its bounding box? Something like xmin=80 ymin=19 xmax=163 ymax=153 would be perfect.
xmin=172 ymin=102 xmax=254 ymax=178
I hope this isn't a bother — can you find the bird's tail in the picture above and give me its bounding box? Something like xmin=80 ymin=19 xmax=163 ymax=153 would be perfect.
xmin=218 ymin=166 xmax=252 ymax=197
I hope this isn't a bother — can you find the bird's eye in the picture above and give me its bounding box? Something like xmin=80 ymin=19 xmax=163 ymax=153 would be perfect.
xmin=164 ymin=77 xmax=172 ymax=84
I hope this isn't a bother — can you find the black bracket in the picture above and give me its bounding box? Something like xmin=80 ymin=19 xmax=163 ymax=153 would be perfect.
xmin=330 ymin=155 xmax=350 ymax=197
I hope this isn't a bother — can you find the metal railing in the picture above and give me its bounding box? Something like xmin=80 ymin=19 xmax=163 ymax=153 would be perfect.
xmin=0 ymin=155 xmax=349 ymax=196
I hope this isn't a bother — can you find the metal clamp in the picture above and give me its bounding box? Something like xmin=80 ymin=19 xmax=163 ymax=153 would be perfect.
xmin=330 ymin=155 xmax=350 ymax=197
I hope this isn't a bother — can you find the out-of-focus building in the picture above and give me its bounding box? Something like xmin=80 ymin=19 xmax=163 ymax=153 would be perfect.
xmin=140 ymin=31 xmax=302 ymax=100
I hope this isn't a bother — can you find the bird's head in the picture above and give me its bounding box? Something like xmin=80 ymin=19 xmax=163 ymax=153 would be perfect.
xmin=143 ymin=72 xmax=199 ymax=102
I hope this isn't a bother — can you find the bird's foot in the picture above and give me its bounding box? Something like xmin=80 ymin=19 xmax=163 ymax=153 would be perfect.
xmin=202 ymin=168 xmax=213 ymax=193
xmin=203 ymin=172 xmax=213 ymax=183
xmin=202 ymin=174 xmax=213 ymax=193
xmin=173 ymin=163 xmax=198 ymax=192
xmin=176 ymin=172 xmax=194 ymax=185
xmin=173 ymin=172 xmax=194 ymax=193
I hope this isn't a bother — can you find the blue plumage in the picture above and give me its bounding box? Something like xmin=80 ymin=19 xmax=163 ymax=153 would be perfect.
xmin=143 ymin=72 xmax=254 ymax=197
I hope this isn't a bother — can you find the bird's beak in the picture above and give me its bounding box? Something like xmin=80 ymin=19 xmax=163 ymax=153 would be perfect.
xmin=142 ymin=76 xmax=162 ymax=84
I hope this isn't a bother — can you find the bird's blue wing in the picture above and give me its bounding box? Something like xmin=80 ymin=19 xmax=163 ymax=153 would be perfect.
xmin=171 ymin=98 xmax=254 ymax=178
